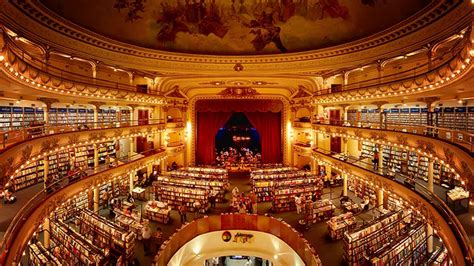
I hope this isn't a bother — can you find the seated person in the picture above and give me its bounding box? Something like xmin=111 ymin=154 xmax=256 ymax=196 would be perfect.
xmin=360 ymin=196 xmax=370 ymax=211
xmin=3 ymin=189 xmax=16 ymax=204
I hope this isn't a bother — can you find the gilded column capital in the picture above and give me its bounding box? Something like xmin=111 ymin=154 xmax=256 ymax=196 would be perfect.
xmin=88 ymin=101 xmax=106 ymax=109
xmin=37 ymin=97 xmax=59 ymax=109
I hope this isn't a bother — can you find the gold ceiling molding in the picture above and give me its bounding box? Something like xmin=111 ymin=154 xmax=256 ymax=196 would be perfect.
xmin=0 ymin=0 xmax=460 ymax=63
xmin=218 ymin=87 xmax=260 ymax=98
xmin=0 ymin=0 xmax=469 ymax=74
xmin=315 ymin=42 xmax=472 ymax=104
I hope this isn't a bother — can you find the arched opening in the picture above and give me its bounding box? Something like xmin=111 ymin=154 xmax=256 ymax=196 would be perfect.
xmin=215 ymin=112 xmax=262 ymax=166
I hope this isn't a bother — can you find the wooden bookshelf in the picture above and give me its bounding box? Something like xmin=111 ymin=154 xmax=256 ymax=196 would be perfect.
xmin=343 ymin=211 xmax=405 ymax=265
xmin=79 ymin=209 xmax=136 ymax=259
xmin=327 ymin=212 xmax=356 ymax=240
xmin=305 ymin=199 xmax=336 ymax=224
xmin=29 ymin=241 xmax=61 ymax=265
xmin=155 ymin=175 xmax=226 ymax=202
xmin=156 ymin=184 xmax=208 ymax=212
xmin=50 ymin=220 xmax=108 ymax=265
xmin=144 ymin=200 xmax=171 ymax=224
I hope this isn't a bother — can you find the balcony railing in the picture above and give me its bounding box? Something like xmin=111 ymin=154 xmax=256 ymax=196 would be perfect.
xmin=313 ymin=119 xmax=474 ymax=154
xmin=313 ymin=148 xmax=473 ymax=265
xmin=0 ymin=119 xmax=165 ymax=151
xmin=0 ymin=148 xmax=165 ymax=264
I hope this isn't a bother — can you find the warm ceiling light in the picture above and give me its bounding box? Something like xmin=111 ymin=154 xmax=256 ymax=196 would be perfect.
xmin=0 ymin=55 xmax=4 ymax=61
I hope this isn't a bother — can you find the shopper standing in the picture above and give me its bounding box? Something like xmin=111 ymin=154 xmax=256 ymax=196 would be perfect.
xmin=295 ymin=194 xmax=302 ymax=214
xmin=209 ymin=187 xmax=217 ymax=208
xmin=178 ymin=204 xmax=187 ymax=223
xmin=142 ymin=224 xmax=152 ymax=256
xmin=373 ymin=151 xmax=379 ymax=171
xmin=249 ymin=191 xmax=258 ymax=214
xmin=193 ymin=200 xmax=202 ymax=219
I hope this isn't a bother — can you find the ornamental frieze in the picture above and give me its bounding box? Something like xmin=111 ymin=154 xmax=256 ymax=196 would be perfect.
xmin=67 ymin=134 xmax=81 ymax=146
xmin=396 ymin=135 xmax=408 ymax=147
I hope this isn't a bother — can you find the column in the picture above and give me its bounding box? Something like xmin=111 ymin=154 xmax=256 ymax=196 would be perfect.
xmin=43 ymin=160 xmax=49 ymax=189
xmin=377 ymin=189 xmax=384 ymax=210
xmin=43 ymin=218 xmax=50 ymax=249
xmin=311 ymin=159 xmax=317 ymax=173
xmin=343 ymin=138 xmax=348 ymax=154
xmin=129 ymin=172 xmax=134 ymax=193
xmin=428 ymin=159 xmax=434 ymax=192
xmin=93 ymin=186 xmax=99 ymax=213
xmin=147 ymin=163 xmax=153 ymax=177
xmin=427 ymin=224 xmax=434 ymax=253
xmin=422 ymin=97 xmax=440 ymax=137
xmin=378 ymin=144 xmax=384 ymax=173
xmin=371 ymin=101 xmax=388 ymax=129
xmin=43 ymin=105 xmax=49 ymax=124
xmin=94 ymin=144 xmax=99 ymax=168
xmin=129 ymin=137 xmax=135 ymax=157
xmin=343 ymin=173 xmax=348 ymax=197
xmin=88 ymin=101 xmax=105 ymax=128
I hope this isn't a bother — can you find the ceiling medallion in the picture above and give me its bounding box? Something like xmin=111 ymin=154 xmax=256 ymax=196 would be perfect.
xmin=218 ymin=87 xmax=259 ymax=98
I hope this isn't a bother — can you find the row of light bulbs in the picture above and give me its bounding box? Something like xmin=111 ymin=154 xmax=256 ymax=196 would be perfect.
xmin=313 ymin=128 xmax=464 ymax=185
xmin=315 ymin=57 xmax=471 ymax=104
xmin=0 ymin=55 xmax=166 ymax=105
xmin=7 ymin=129 xmax=167 ymax=186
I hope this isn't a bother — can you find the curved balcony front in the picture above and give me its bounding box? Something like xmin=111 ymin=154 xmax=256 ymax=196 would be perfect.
xmin=0 ymin=120 xmax=165 ymax=184
xmin=312 ymin=148 xmax=473 ymax=265
xmin=0 ymin=148 xmax=167 ymax=265
xmin=312 ymin=122 xmax=474 ymax=186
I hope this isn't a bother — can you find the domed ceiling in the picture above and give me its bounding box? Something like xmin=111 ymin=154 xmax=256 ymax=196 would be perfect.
xmin=39 ymin=0 xmax=431 ymax=55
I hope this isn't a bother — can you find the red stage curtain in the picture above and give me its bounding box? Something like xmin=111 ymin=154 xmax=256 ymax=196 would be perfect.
xmin=196 ymin=112 xmax=232 ymax=165
xmin=244 ymin=112 xmax=282 ymax=163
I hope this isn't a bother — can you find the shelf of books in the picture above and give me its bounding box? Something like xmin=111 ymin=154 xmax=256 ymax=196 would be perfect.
xmin=98 ymin=178 xmax=128 ymax=208
xmin=169 ymin=169 xmax=229 ymax=182
xmin=98 ymin=141 xmax=117 ymax=163
xmin=79 ymin=209 xmax=136 ymax=259
xmin=250 ymin=168 xmax=317 ymax=202
xmin=29 ymin=240 xmax=61 ymax=265
xmin=13 ymin=160 xmax=44 ymax=191
xmin=428 ymin=247 xmax=450 ymax=265
xmin=347 ymin=109 xmax=358 ymax=125
xmin=384 ymin=108 xmax=427 ymax=128
xmin=360 ymin=109 xmax=378 ymax=123
xmin=360 ymin=141 xmax=376 ymax=160
xmin=272 ymin=184 xmax=323 ymax=213
xmin=327 ymin=212 xmax=356 ymax=240
xmin=155 ymin=175 xmax=226 ymax=202
xmin=0 ymin=107 xmax=12 ymax=130
xmin=382 ymin=145 xmax=452 ymax=186
xmin=304 ymin=199 xmax=336 ymax=224
xmin=98 ymin=109 xmax=118 ymax=124
xmin=343 ymin=211 xmax=405 ymax=265
xmin=55 ymin=191 xmax=91 ymax=221
xmin=157 ymin=184 xmax=208 ymax=212
xmin=371 ymin=221 xmax=428 ymax=266
xmin=144 ymin=200 xmax=171 ymax=224
xmin=184 ymin=167 xmax=228 ymax=176
xmin=114 ymin=208 xmax=148 ymax=236
xmin=348 ymin=178 xmax=377 ymax=206
xmin=50 ymin=219 xmax=108 ymax=265
xmin=120 ymin=109 xmax=131 ymax=123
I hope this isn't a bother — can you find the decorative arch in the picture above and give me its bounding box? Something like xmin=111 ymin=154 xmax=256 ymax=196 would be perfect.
xmin=188 ymin=95 xmax=290 ymax=165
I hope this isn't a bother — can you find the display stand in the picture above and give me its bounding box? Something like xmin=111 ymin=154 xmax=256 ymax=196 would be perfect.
xmin=446 ymin=187 xmax=470 ymax=213
xmin=156 ymin=184 xmax=209 ymax=213
xmin=132 ymin=187 xmax=146 ymax=201
xmin=327 ymin=213 xmax=356 ymax=240
xmin=305 ymin=199 xmax=336 ymax=224
xmin=144 ymin=201 xmax=171 ymax=224
xmin=114 ymin=208 xmax=148 ymax=237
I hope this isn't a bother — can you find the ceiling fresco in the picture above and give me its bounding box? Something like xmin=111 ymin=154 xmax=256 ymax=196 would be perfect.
xmin=39 ymin=0 xmax=431 ymax=55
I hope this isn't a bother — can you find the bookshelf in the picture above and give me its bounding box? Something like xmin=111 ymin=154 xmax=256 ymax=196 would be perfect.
xmin=371 ymin=222 xmax=427 ymax=266
xmin=347 ymin=109 xmax=358 ymax=125
xmin=13 ymin=160 xmax=44 ymax=191
xmin=305 ymin=199 xmax=336 ymax=224
xmin=155 ymin=175 xmax=226 ymax=202
xmin=79 ymin=209 xmax=136 ymax=259
xmin=50 ymin=220 xmax=108 ymax=265
xmin=360 ymin=141 xmax=376 ymax=159
xmin=327 ymin=212 xmax=356 ymax=240
xmin=348 ymin=178 xmax=377 ymax=206
xmin=55 ymin=192 xmax=90 ymax=221
xmin=250 ymin=168 xmax=319 ymax=203
xmin=144 ymin=200 xmax=171 ymax=224
xmin=343 ymin=211 xmax=405 ymax=265
xmin=169 ymin=169 xmax=229 ymax=181
xmin=120 ymin=109 xmax=131 ymax=123
xmin=273 ymin=184 xmax=323 ymax=213
xmin=29 ymin=240 xmax=61 ymax=265
xmin=156 ymin=184 xmax=208 ymax=212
